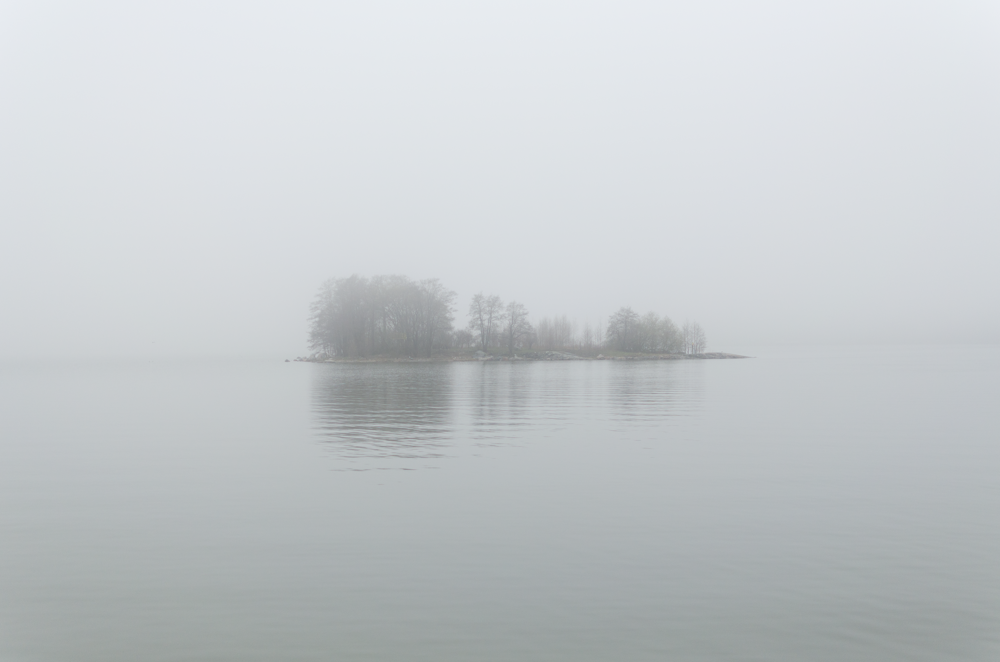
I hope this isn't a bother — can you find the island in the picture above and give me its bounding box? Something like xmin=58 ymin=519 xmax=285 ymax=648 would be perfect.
xmin=297 ymin=274 xmax=748 ymax=363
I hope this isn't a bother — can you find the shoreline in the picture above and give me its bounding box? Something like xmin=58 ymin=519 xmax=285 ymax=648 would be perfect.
xmin=290 ymin=351 xmax=748 ymax=364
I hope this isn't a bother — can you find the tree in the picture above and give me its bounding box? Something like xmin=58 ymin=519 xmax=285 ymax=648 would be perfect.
xmin=638 ymin=312 xmax=660 ymax=352
xmin=502 ymin=301 xmax=533 ymax=355
xmin=581 ymin=321 xmax=596 ymax=351
xmin=453 ymin=329 xmax=476 ymax=348
xmin=417 ymin=279 xmax=457 ymax=356
xmin=307 ymin=275 xmax=456 ymax=357
xmin=308 ymin=278 xmax=338 ymax=357
xmin=606 ymin=307 xmax=640 ymax=352
xmin=682 ymin=321 xmax=707 ymax=354
xmin=468 ymin=293 xmax=504 ymax=351
xmin=658 ymin=316 xmax=682 ymax=353
xmin=601 ymin=308 xmax=684 ymax=354
xmin=536 ymin=315 xmax=577 ymax=349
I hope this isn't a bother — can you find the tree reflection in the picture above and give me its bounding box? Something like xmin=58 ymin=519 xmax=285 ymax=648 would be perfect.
xmin=311 ymin=361 xmax=703 ymax=470
xmin=311 ymin=363 xmax=454 ymax=469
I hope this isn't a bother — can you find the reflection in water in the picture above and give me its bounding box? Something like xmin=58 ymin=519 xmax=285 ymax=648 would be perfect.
xmin=465 ymin=363 xmax=536 ymax=444
xmin=606 ymin=362 xmax=705 ymax=425
xmin=7 ymin=349 xmax=998 ymax=661
xmin=312 ymin=361 xmax=704 ymax=469
xmin=311 ymin=363 xmax=454 ymax=469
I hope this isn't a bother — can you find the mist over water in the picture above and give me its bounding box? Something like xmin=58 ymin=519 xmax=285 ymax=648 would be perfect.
xmin=1 ymin=347 xmax=997 ymax=661
xmin=2 ymin=2 xmax=999 ymax=359
xmin=312 ymin=361 xmax=704 ymax=470
xmin=2 ymin=2 xmax=998 ymax=659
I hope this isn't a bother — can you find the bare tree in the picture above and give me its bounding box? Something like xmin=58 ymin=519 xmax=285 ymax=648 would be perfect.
xmin=307 ymin=275 xmax=456 ymax=357
xmin=598 ymin=307 xmax=685 ymax=354
xmin=536 ymin=314 xmax=576 ymax=350
xmin=503 ymin=301 xmax=533 ymax=355
xmin=581 ymin=321 xmax=595 ymax=351
xmin=536 ymin=317 xmax=551 ymax=348
xmin=468 ymin=293 xmax=504 ymax=351
xmin=453 ymin=328 xmax=475 ymax=348
xmin=309 ymin=278 xmax=701 ymax=360
xmin=606 ymin=307 xmax=640 ymax=352
xmin=308 ymin=278 xmax=338 ymax=357
xmin=553 ymin=315 xmax=574 ymax=348
xmin=418 ymin=279 xmax=457 ymax=356
xmin=658 ymin=316 xmax=682 ymax=353
xmin=638 ymin=312 xmax=660 ymax=352
xmin=682 ymin=321 xmax=707 ymax=354
xmin=692 ymin=323 xmax=706 ymax=354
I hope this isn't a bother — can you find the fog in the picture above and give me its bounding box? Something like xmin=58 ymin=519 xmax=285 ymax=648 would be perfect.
xmin=2 ymin=1 xmax=998 ymax=359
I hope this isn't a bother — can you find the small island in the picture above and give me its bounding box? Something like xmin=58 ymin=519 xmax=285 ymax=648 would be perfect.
xmin=296 ymin=275 xmax=747 ymax=363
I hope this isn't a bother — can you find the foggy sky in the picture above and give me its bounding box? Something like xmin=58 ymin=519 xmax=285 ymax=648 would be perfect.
xmin=2 ymin=1 xmax=998 ymax=359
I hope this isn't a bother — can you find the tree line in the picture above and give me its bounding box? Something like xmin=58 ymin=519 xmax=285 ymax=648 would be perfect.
xmin=605 ymin=308 xmax=706 ymax=354
xmin=308 ymin=275 xmax=707 ymax=357
xmin=308 ymin=275 xmax=456 ymax=357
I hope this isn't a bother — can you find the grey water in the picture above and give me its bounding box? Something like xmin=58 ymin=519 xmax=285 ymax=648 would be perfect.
xmin=1 ymin=347 xmax=998 ymax=661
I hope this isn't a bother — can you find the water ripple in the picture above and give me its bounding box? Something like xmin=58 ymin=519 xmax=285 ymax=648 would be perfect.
xmin=311 ymin=361 xmax=705 ymax=469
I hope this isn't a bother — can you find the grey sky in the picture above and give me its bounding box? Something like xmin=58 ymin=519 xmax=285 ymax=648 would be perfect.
xmin=2 ymin=1 xmax=998 ymax=358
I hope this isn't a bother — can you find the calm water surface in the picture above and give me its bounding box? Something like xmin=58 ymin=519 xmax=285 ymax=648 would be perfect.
xmin=1 ymin=347 xmax=998 ymax=660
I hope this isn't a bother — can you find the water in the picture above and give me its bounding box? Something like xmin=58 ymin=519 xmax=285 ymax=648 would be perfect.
xmin=1 ymin=347 xmax=997 ymax=661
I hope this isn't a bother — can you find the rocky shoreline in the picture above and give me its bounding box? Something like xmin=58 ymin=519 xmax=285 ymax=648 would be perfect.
xmin=289 ymin=351 xmax=748 ymax=363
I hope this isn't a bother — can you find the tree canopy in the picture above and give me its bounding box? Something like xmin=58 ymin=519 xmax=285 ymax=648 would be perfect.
xmin=309 ymin=275 xmax=456 ymax=357
xmin=308 ymin=276 xmax=707 ymax=357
